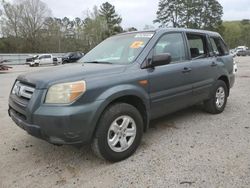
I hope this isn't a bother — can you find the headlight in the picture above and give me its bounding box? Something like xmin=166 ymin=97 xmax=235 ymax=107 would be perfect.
xmin=45 ymin=80 xmax=86 ymax=104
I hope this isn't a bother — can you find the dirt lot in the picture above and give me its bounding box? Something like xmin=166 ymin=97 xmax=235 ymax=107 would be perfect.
xmin=0 ymin=59 xmax=250 ymax=188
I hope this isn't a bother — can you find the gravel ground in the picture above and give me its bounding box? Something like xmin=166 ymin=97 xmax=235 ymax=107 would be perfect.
xmin=0 ymin=58 xmax=250 ymax=188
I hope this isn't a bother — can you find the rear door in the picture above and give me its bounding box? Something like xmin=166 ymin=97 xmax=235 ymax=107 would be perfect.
xmin=209 ymin=36 xmax=232 ymax=70
xmin=209 ymin=36 xmax=233 ymax=86
xmin=45 ymin=55 xmax=52 ymax=64
xmin=148 ymin=32 xmax=194 ymax=119
xmin=186 ymin=33 xmax=219 ymax=103
xmin=38 ymin=55 xmax=45 ymax=64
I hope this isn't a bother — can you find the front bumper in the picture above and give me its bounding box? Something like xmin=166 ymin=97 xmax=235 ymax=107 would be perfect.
xmin=9 ymin=94 xmax=104 ymax=145
xmin=9 ymin=109 xmax=45 ymax=141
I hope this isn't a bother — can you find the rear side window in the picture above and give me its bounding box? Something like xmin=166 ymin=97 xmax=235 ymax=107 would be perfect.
xmin=186 ymin=33 xmax=209 ymax=59
xmin=209 ymin=37 xmax=229 ymax=56
xmin=39 ymin=55 xmax=45 ymax=59
xmin=154 ymin=33 xmax=187 ymax=62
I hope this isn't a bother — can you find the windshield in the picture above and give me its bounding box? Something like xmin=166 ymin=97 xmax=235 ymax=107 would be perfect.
xmin=64 ymin=52 xmax=72 ymax=57
xmin=79 ymin=32 xmax=154 ymax=64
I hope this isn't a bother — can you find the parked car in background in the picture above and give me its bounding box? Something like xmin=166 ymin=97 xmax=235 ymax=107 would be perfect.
xmin=28 ymin=54 xmax=61 ymax=67
xmin=237 ymin=49 xmax=250 ymax=56
xmin=62 ymin=52 xmax=84 ymax=64
xmin=230 ymin=49 xmax=237 ymax=57
xmin=236 ymin=46 xmax=250 ymax=56
xmin=25 ymin=55 xmax=39 ymax=64
xmin=0 ymin=59 xmax=12 ymax=71
xmin=9 ymin=28 xmax=235 ymax=162
xmin=233 ymin=60 xmax=238 ymax=74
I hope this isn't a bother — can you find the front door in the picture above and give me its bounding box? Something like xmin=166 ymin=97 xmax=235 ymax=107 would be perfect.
xmin=148 ymin=32 xmax=194 ymax=119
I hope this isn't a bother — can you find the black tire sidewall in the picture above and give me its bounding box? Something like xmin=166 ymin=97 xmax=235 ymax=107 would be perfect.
xmin=95 ymin=103 xmax=143 ymax=162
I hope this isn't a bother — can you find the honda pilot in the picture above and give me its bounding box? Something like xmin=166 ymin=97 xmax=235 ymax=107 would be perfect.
xmin=9 ymin=28 xmax=235 ymax=162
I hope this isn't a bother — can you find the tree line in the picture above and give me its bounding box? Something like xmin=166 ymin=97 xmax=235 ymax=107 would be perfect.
xmin=223 ymin=20 xmax=250 ymax=48
xmin=0 ymin=0 xmax=129 ymax=53
xmin=155 ymin=0 xmax=250 ymax=48
xmin=154 ymin=0 xmax=223 ymax=31
xmin=0 ymin=0 xmax=249 ymax=53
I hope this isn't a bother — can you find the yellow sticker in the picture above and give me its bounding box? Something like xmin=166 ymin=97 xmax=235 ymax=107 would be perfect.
xmin=130 ymin=41 xmax=144 ymax=49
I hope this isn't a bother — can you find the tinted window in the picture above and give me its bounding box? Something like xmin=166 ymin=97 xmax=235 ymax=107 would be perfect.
xmin=187 ymin=34 xmax=209 ymax=59
xmin=210 ymin=37 xmax=229 ymax=56
xmin=154 ymin=33 xmax=186 ymax=62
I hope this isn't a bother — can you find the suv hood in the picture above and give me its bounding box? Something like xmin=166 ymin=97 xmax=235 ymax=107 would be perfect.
xmin=18 ymin=63 xmax=127 ymax=89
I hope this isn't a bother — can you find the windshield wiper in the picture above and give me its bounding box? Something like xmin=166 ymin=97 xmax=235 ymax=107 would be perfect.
xmin=84 ymin=61 xmax=113 ymax=64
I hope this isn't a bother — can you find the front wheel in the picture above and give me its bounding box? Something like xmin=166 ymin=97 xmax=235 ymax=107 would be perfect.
xmin=204 ymin=80 xmax=228 ymax=114
xmin=92 ymin=103 xmax=143 ymax=162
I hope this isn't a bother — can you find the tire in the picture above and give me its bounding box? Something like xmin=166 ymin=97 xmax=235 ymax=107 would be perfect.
xmin=204 ymin=80 xmax=228 ymax=114
xmin=92 ymin=103 xmax=143 ymax=162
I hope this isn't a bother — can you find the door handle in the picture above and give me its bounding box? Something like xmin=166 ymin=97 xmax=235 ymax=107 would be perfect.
xmin=211 ymin=62 xmax=217 ymax=67
xmin=182 ymin=67 xmax=192 ymax=73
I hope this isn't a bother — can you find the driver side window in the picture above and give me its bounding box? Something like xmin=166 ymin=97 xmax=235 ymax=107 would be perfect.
xmin=154 ymin=33 xmax=187 ymax=63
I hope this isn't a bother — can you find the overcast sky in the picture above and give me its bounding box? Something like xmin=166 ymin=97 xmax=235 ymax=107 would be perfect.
xmin=43 ymin=0 xmax=250 ymax=29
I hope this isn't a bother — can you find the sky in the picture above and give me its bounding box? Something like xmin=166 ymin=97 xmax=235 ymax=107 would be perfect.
xmin=42 ymin=0 xmax=250 ymax=29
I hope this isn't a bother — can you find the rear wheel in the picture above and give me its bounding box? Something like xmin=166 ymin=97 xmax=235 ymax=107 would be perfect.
xmin=92 ymin=103 xmax=143 ymax=162
xmin=204 ymin=80 xmax=228 ymax=114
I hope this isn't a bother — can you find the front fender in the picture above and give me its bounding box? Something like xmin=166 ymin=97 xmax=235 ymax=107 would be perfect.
xmin=88 ymin=84 xmax=150 ymax=139
xmin=97 ymin=84 xmax=149 ymax=107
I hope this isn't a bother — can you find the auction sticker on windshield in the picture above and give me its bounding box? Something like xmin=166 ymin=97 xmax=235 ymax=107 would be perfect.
xmin=130 ymin=41 xmax=144 ymax=49
xmin=135 ymin=33 xmax=154 ymax=38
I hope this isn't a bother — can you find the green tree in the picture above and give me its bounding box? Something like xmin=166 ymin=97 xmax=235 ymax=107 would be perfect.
xmin=222 ymin=21 xmax=242 ymax=48
xmin=195 ymin=0 xmax=223 ymax=30
xmin=154 ymin=0 xmax=223 ymax=31
xmin=99 ymin=2 xmax=122 ymax=36
xmin=82 ymin=6 xmax=109 ymax=50
xmin=154 ymin=0 xmax=184 ymax=27
xmin=240 ymin=19 xmax=250 ymax=47
xmin=222 ymin=20 xmax=250 ymax=49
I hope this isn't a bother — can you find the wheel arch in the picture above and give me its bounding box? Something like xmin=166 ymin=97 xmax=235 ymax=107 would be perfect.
xmin=108 ymin=95 xmax=149 ymax=131
xmin=218 ymin=75 xmax=230 ymax=96
xmin=91 ymin=91 xmax=150 ymax=142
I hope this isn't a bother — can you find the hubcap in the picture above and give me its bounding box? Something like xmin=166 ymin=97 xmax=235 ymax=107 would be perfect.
xmin=107 ymin=115 xmax=136 ymax=152
xmin=215 ymin=86 xmax=225 ymax=109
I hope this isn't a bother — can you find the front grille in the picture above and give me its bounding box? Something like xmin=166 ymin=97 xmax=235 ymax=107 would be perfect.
xmin=9 ymin=107 xmax=27 ymax=121
xmin=12 ymin=81 xmax=35 ymax=100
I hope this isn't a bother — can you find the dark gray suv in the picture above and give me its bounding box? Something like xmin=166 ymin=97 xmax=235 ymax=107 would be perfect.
xmin=9 ymin=28 xmax=235 ymax=162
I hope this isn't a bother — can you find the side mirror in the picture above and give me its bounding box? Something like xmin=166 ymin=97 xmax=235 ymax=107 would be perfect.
xmin=152 ymin=53 xmax=171 ymax=67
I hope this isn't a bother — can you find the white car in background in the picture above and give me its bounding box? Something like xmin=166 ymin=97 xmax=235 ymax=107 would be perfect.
xmin=230 ymin=49 xmax=237 ymax=57
xmin=233 ymin=60 xmax=238 ymax=74
xmin=29 ymin=54 xmax=61 ymax=67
